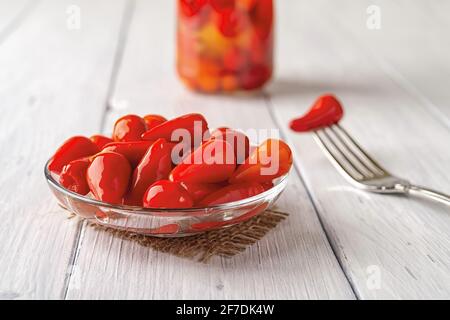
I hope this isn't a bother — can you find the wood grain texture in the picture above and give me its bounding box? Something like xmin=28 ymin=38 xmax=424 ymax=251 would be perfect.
xmin=0 ymin=0 xmax=35 ymax=44
xmin=64 ymin=0 xmax=355 ymax=300
xmin=268 ymin=0 xmax=450 ymax=299
xmin=0 ymin=0 xmax=126 ymax=299
xmin=315 ymin=0 xmax=450 ymax=125
xmin=1 ymin=0 xmax=449 ymax=300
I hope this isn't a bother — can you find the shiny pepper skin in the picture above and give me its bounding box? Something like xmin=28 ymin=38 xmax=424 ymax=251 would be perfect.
xmin=51 ymin=112 xmax=292 ymax=209
xmin=143 ymin=114 xmax=167 ymax=130
xmin=170 ymin=139 xmax=236 ymax=184
xmin=289 ymin=94 xmax=344 ymax=132
xmin=229 ymin=139 xmax=293 ymax=183
xmin=143 ymin=180 xmax=194 ymax=208
xmin=90 ymin=135 xmax=113 ymax=149
xmin=141 ymin=113 xmax=209 ymax=146
xmin=102 ymin=140 xmax=154 ymax=168
xmin=59 ymin=157 xmax=91 ymax=195
xmin=179 ymin=181 xmax=223 ymax=204
xmin=199 ymin=182 xmax=265 ymax=206
xmin=210 ymin=127 xmax=250 ymax=164
xmin=125 ymin=139 xmax=174 ymax=206
xmin=87 ymin=152 xmax=132 ymax=204
xmin=113 ymin=114 xmax=147 ymax=142
xmin=49 ymin=136 xmax=99 ymax=174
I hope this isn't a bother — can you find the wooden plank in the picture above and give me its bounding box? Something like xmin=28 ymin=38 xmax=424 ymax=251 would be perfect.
xmin=268 ymin=0 xmax=450 ymax=299
xmin=0 ymin=0 xmax=126 ymax=299
xmin=313 ymin=0 xmax=450 ymax=123
xmin=65 ymin=0 xmax=355 ymax=300
xmin=0 ymin=0 xmax=35 ymax=44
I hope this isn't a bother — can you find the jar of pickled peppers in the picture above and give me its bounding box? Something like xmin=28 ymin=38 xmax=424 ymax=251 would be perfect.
xmin=177 ymin=0 xmax=274 ymax=93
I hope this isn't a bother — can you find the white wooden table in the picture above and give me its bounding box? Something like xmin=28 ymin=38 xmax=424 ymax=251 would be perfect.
xmin=0 ymin=0 xmax=449 ymax=300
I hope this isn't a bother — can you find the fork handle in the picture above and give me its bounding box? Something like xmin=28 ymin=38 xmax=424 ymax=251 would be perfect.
xmin=402 ymin=184 xmax=450 ymax=206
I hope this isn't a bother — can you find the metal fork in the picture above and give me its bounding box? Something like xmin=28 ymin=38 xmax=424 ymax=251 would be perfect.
xmin=314 ymin=124 xmax=450 ymax=206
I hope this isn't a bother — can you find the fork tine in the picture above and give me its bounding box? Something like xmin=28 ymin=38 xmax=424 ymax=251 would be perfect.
xmin=327 ymin=126 xmax=377 ymax=177
xmin=321 ymin=128 xmax=376 ymax=178
xmin=334 ymin=124 xmax=387 ymax=175
xmin=314 ymin=130 xmax=365 ymax=181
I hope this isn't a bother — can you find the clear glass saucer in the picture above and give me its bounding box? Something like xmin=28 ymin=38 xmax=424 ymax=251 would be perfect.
xmin=45 ymin=160 xmax=289 ymax=237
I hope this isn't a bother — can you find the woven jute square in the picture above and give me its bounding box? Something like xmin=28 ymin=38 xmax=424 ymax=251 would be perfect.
xmin=74 ymin=208 xmax=288 ymax=262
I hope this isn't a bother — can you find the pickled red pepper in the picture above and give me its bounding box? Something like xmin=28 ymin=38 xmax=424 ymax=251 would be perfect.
xmin=48 ymin=113 xmax=293 ymax=208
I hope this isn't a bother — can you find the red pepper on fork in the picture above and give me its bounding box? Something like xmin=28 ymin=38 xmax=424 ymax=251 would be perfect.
xmin=289 ymin=94 xmax=344 ymax=132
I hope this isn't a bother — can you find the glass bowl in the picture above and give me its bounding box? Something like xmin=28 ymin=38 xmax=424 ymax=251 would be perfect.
xmin=44 ymin=160 xmax=289 ymax=237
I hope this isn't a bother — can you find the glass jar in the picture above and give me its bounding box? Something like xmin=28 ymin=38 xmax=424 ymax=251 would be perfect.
xmin=177 ymin=0 xmax=274 ymax=93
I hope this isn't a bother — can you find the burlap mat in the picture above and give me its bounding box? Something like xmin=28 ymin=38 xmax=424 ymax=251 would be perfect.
xmin=75 ymin=209 xmax=288 ymax=262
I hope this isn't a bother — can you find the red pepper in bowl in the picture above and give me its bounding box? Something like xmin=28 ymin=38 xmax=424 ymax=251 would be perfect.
xmin=90 ymin=135 xmax=113 ymax=149
xmin=143 ymin=180 xmax=194 ymax=209
xmin=179 ymin=181 xmax=223 ymax=204
xmin=101 ymin=140 xmax=154 ymax=168
xmin=86 ymin=152 xmax=132 ymax=204
xmin=143 ymin=114 xmax=167 ymax=130
xmin=125 ymin=139 xmax=174 ymax=206
xmin=49 ymin=136 xmax=99 ymax=174
xmin=59 ymin=157 xmax=91 ymax=195
xmin=113 ymin=114 xmax=147 ymax=142
xmin=210 ymin=127 xmax=250 ymax=164
xmin=199 ymin=182 xmax=265 ymax=206
xmin=229 ymin=139 xmax=292 ymax=184
xmin=170 ymin=139 xmax=236 ymax=184
xmin=48 ymin=113 xmax=293 ymax=209
xmin=141 ymin=113 xmax=209 ymax=146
